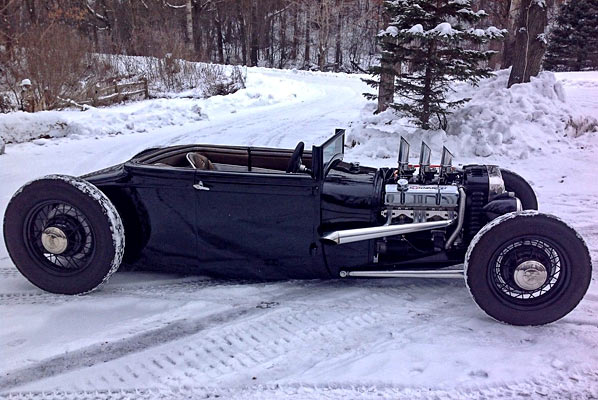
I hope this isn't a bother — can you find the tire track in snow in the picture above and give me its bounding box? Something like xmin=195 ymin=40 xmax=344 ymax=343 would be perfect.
xmin=3 ymin=368 xmax=597 ymax=400
xmin=5 ymin=281 xmax=464 ymax=392
xmin=77 ymin=306 xmax=392 ymax=389
xmin=0 ymin=277 xmax=262 ymax=306
xmin=4 ymin=275 xmax=597 ymax=396
xmin=0 ymin=264 xmax=20 ymax=278
xmin=0 ymin=281 xmax=327 ymax=391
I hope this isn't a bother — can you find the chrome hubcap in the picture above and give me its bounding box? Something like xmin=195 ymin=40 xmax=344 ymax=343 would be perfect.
xmin=514 ymin=260 xmax=548 ymax=291
xmin=41 ymin=227 xmax=68 ymax=254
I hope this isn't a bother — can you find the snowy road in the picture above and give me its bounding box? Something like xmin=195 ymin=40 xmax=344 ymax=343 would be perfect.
xmin=1 ymin=68 xmax=597 ymax=399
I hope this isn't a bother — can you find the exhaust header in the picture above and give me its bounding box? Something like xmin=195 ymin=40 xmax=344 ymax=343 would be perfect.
xmin=321 ymin=220 xmax=454 ymax=245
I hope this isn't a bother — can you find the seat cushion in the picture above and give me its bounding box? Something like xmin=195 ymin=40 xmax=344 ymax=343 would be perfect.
xmin=186 ymin=152 xmax=216 ymax=170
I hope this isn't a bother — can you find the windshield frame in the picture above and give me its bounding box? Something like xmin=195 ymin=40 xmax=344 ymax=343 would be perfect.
xmin=312 ymin=129 xmax=345 ymax=180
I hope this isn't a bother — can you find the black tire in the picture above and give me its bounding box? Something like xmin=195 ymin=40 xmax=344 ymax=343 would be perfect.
xmin=3 ymin=175 xmax=125 ymax=294
xmin=500 ymin=169 xmax=538 ymax=210
xmin=465 ymin=211 xmax=591 ymax=325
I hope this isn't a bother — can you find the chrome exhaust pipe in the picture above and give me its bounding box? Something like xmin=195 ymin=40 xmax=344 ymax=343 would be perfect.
xmin=321 ymin=219 xmax=454 ymax=245
xmin=340 ymin=269 xmax=464 ymax=278
xmin=445 ymin=187 xmax=466 ymax=250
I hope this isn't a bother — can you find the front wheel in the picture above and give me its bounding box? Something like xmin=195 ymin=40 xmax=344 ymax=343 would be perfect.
xmin=465 ymin=211 xmax=591 ymax=325
xmin=3 ymin=175 xmax=125 ymax=294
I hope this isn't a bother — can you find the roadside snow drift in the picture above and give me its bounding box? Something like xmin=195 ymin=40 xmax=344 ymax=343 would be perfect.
xmin=0 ymin=69 xmax=314 ymax=145
xmin=347 ymin=69 xmax=598 ymax=160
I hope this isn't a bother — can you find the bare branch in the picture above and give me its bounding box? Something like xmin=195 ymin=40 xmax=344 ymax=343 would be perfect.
xmin=266 ymin=3 xmax=294 ymax=20
xmin=85 ymin=0 xmax=107 ymax=22
xmin=164 ymin=1 xmax=186 ymax=9
xmin=0 ymin=0 xmax=20 ymax=14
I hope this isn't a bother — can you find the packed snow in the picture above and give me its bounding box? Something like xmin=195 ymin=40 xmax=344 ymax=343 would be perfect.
xmin=0 ymin=67 xmax=597 ymax=399
xmin=347 ymin=69 xmax=598 ymax=160
xmin=0 ymin=70 xmax=315 ymax=145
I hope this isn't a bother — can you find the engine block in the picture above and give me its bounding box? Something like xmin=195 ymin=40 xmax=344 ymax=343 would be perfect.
xmin=383 ymin=184 xmax=460 ymax=223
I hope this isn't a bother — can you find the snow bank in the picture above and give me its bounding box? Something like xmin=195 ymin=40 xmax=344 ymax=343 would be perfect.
xmin=0 ymin=69 xmax=313 ymax=147
xmin=445 ymin=69 xmax=575 ymax=158
xmin=347 ymin=69 xmax=598 ymax=160
xmin=0 ymin=102 xmax=205 ymax=144
xmin=0 ymin=112 xmax=76 ymax=143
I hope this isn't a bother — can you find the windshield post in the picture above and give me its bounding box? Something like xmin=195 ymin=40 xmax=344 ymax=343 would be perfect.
xmin=312 ymin=129 xmax=345 ymax=181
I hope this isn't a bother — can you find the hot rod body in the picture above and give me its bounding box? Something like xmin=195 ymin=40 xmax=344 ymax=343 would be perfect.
xmin=4 ymin=130 xmax=592 ymax=325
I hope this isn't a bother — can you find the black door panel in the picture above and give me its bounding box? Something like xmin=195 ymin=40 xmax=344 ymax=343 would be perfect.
xmin=194 ymin=171 xmax=327 ymax=279
xmin=125 ymin=165 xmax=198 ymax=271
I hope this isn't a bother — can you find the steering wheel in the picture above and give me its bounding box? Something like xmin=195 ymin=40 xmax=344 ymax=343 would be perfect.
xmin=286 ymin=142 xmax=305 ymax=173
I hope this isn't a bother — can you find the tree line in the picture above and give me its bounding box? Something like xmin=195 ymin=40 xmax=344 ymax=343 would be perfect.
xmin=1 ymin=0 xmax=596 ymax=116
xmin=0 ymin=0 xmax=576 ymax=72
xmin=0 ymin=0 xmax=385 ymax=71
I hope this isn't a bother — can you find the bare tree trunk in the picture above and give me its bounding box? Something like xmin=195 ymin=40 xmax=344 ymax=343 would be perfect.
xmin=268 ymin=17 xmax=274 ymax=66
xmin=215 ymin=4 xmax=225 ymax=64
xmin=250 ymin=1 xmax=259 ymax=66
xmin=25 ymin=0 xmax=37 ymax=25
xmin=185 ymin=0 xmax=194 ymax=53
xmin=304 ymin=6 xmax=311 ymax=67
xmin=290 ymin=4 xmax=299 ymax=62
xmin=334 ymin=9 xmax=342 ymax=71
xmin=502 ymin=0 xmax=521 ymax=68
xmin=317 ymin=0 xmax=329 ymax=71
xmin=279 ymin=11 xmax=287 ymax=68
xmin=376 ymin=8 xmax=393 ymax=113
xmin=236 ymin=2 xmax=248 ymax=65
xmin=508 ymin=0 xmax=548 ymax=87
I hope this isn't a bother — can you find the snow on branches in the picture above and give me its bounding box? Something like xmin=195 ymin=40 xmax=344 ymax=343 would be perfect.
xmin=365 ymin=0 xmax=505 ymax=130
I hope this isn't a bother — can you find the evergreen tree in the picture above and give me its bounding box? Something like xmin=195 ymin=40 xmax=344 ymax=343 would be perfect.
xmin=543 ymin=0 xmax=598 ymax=72
xmin=364 ymin=0 xmax=504 ymax=129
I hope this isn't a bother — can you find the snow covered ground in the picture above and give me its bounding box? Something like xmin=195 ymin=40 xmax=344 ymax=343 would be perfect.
xmin=0 ymin=67 xmax=597 ymax=399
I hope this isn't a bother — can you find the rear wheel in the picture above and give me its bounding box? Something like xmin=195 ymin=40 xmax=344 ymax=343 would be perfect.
xmin=3 ymin=175 xmax=124 ymax=294
xmin=465 ymin=211 xmax=591 ymax=325
xmin=501 ymin=169 xmax=538 ymax=210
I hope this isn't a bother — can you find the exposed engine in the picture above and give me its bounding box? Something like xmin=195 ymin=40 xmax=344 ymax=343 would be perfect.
xmin=320 ymin=137 xmax=524 ymax=267
xmin=373 ymin=139 xmax=521 ymax=263
xmin=383 ymin=184 xmax=460 ymax=224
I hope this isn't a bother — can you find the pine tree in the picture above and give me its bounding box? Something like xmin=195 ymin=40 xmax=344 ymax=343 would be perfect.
xmin=543 ymin=0 xmax=598 ymax=72
xmin=364 ymin=0 xmax=505 ymax=130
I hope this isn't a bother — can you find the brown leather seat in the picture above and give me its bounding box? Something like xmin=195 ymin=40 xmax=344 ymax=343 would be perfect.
xmin=186 ymin=152 xmax=216 ymax=170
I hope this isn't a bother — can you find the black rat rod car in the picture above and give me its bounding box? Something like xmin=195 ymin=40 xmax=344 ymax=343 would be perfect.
xmin=3 ymin=130 xmax=592 ymax=325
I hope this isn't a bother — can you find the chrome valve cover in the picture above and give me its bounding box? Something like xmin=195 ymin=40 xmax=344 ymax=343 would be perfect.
xmin=383 ymin=184 xmax=460 ymax=223
xmin=385 ymin=184 xmax=460 ymax=208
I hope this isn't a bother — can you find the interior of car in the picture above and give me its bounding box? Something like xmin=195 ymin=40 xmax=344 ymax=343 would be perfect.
xmin=137 ymin=130 xmax=344 ymax=178
xmin=140 ymin=144 xmax=313 ymax=174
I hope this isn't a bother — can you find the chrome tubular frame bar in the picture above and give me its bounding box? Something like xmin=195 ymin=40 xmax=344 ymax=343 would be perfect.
xmin=341 ymin=269 xmax=464 ymax=279
xmin=321 ymin=219 xmax=454 ymax=245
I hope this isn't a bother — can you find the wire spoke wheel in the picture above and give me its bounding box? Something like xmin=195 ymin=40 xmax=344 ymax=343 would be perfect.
xmin=465 ymin=212 xmax=591 ymax=326
xmin=4 ymin=175 xmax=124 ymax=294
xmin=490 ymin=238 xmax=566 ymax=306
xmin=25 ymin=201 xmax=96 ymax=275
